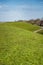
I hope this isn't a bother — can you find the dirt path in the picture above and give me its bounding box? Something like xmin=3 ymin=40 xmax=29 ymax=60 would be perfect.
xmin=34 ymin=27 xmax=43 ymax=33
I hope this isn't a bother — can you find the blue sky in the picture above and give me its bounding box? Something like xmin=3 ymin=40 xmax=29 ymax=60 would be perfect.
xmin=0 ymin=0 xmax=43 ymax=21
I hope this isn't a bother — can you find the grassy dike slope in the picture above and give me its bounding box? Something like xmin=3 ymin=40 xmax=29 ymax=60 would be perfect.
xmin=0 ymin=22 xmax=43 ymax=65
xmin=5 ymin=22 xmax=40 ymax=32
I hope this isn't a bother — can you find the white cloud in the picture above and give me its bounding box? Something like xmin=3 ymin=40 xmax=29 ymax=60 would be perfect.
xmin=0 ymin=5 xmax=2 ymax=8
xmin=0 ymin=4 xmax=43 ymax=21
xmin=3 ymin=5 xmax=8 ymax=7
xmin=16 ymin=5 xmax=32 ymax=9
xmin=0 ymin=10 xmax=24 ymax=21
xmin=15 ymin=4 xmax=43 ymax=11
xmin=40 ymin=2 xmax=43 ymax=4
xmin=0 ymin=4 xmax=8 ymax=9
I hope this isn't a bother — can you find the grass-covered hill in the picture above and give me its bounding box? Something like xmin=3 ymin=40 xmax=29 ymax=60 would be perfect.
xmin=4 ymin=22 xmax=40 ymax=32
xmin=0 ymin=22 xmax=43 ymax=65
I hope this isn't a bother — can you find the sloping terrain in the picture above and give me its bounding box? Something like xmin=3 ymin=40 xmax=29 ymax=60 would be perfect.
xmin=37 ymin=30 xmax=43 ymax=34
xmin=0 ymin=22 xmax=43 ymax=65
xmin=6 ymin=22 xmax=40 ymax=32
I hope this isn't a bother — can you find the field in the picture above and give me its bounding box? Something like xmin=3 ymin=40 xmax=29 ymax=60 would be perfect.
xmin=7 ymin=22 xmax=40 ymax=32
xmin=0 ymin=22 xmax=43 ymax=65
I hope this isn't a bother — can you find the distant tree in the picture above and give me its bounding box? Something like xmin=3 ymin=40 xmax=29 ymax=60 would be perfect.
xmin=40 ymin=18 xmax=43 ymax=26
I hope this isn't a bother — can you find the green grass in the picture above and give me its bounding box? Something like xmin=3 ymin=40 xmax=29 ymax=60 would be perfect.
xmin=5 ymin=22 xmax=40 ymax=32
xmin=0 ymin=22 xmax=43 ymax=65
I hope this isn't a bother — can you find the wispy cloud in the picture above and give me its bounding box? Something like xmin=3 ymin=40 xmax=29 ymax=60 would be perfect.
xmin=0 ymin=5 xmax=2 ymax=8
xmin=0 ymin=0 xmax=43 ymax=21
xmin=40 ymin=2 xmax=43 ymax=4
xmin=0 ymin=4 xmax=8 ymax=9
xmin=3 ymin=4 xmax=8 ymax=7
xmin=0 ymin=10 xmax=24 ymax=21
xmin=15 ymin=4 xmax=43 ymax=12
